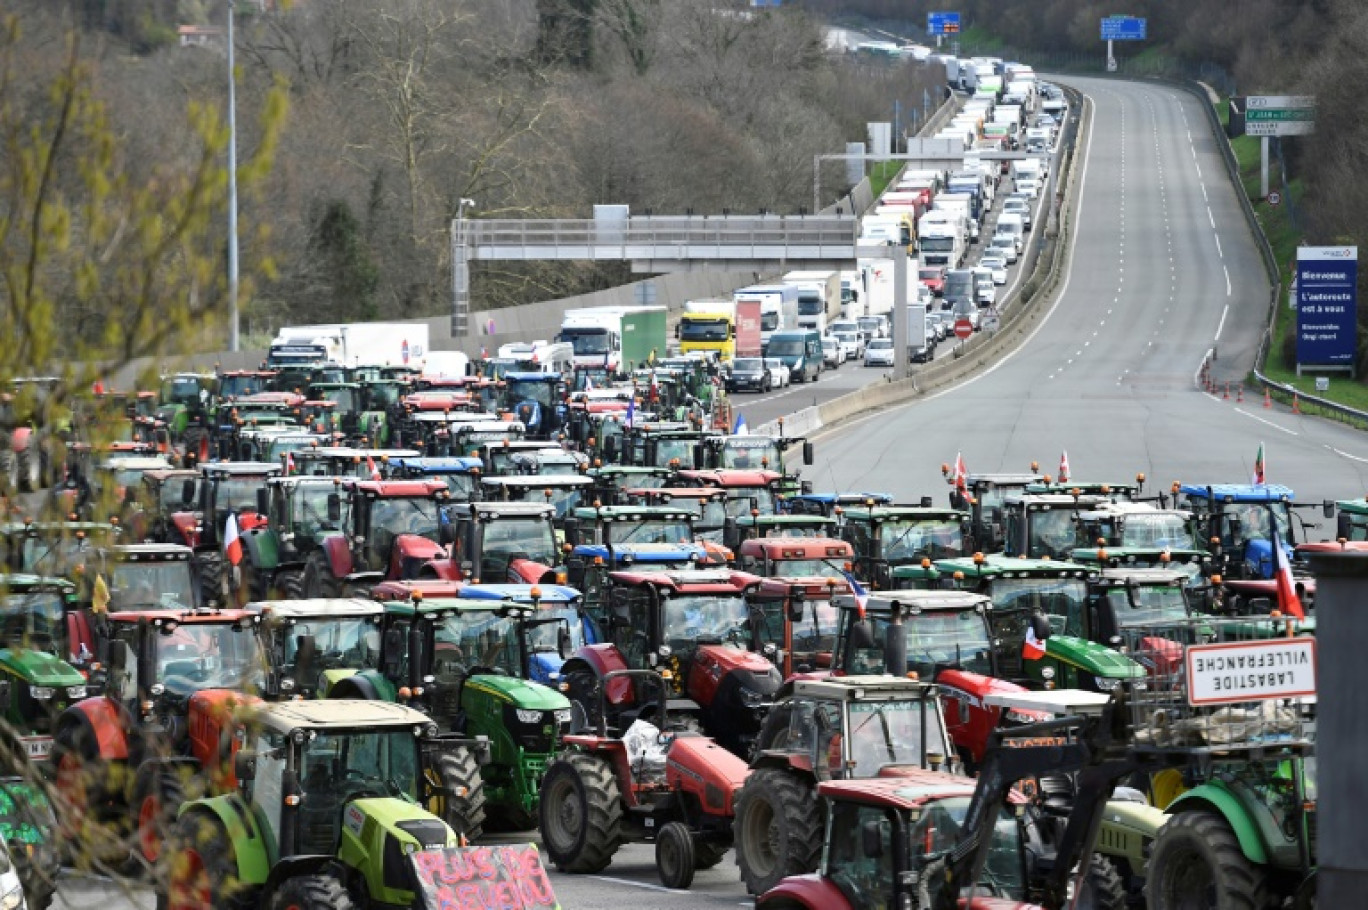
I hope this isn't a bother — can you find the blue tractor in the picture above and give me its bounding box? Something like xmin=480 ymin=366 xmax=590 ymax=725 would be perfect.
xmin=502 ymin=373 xmax=567 ymax=440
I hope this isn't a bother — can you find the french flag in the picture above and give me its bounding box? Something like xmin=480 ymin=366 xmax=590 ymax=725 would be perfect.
xmin=839 ymin=569 xmax=869 ymax=619
xmin=223 ymin=514 xmax=243 ymax=566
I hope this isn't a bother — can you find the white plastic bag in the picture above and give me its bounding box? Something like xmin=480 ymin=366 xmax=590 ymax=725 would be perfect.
xmin=623 ymin=719 xmax=668 ymax=780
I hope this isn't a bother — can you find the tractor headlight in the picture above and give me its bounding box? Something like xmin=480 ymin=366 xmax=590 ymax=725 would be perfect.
xmin=66 ymin=685 xmax=87 ymax=700
xmin=1040 ymin=667 xmax=1055 ymax=680
xmin=553 ymin=709 xmax=573 ymax=725
xmin=280 ymin=677 xmax=296 ymax=692
xmin=737 ymin=686 xmax=767 ymax=707
xmin=29 ymin=687 xmax=54 ymax=701
xmin=515 ymin=709 xmax=544 ymax=724
xmin=149 ymin=683 xmax=166 ymax=697
xmin=1094 ymin=676 xmax=1121 ymax=691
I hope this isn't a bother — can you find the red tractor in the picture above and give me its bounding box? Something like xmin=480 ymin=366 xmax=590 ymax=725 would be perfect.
xmin=539 ymin=668 xmax=750 ymax=889
xmin=674 ymin=467 xmax=784 ymax=516
xmin=561 ymin=567 xmax=776 ymax=758
xmin=745 ymin=575 xmax=849 ymax=677
xmin=735 ymin=536 xmax=854 ymax=578
xmin=51 ymin=607 xmax=264 ymax=868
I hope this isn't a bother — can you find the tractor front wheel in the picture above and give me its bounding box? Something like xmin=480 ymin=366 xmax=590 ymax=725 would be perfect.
xmin=276 ymin=568 xmax=305 ymax=600
xmin=430 ymin=748 xmax=487 ymax=843
xmin=734 ymin=767 xmax=823 ymax=895
xmin=132 ymin=763 xmax=188 ymax=869
xmin=269 ymin=873 xmax=357 ymax=910
xmin=655 ymin=821 xmax=697 ymax=890
xmin=539 ymin=753 xmax=623 ymax=873
xmin=302 ymin=551 xmax=340 ymax=599
xmin=195 ymin=552 xmax=225 ymax=607
xmin=162 ymin=810 xmax=253 ymax=910
xmin=1147 ymin=810 xmax=1268 ymax=910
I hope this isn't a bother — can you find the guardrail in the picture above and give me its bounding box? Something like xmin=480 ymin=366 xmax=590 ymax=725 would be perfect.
xmin=757 ymin=86 xmax=1090 ymax=439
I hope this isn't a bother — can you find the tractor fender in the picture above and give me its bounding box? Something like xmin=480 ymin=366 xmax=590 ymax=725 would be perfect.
xmin=326 ymin=669 xmax=398 ymax=703
xmin=757 ymin=874 xmax=847 ymax=909
xmin=242 ymin=531 xmax=279 ymax=573
xmin=1165 ymin=786 xmax=1269 ymax=865
xmin=507 ymin=557 xmax=557 ymax=585
xmin=562 ymin=648 xmax=634 ymax=706
xmin=417 ymin=557 xmax=460 ymax=581
xmin=394 ymin=535 xmax=445 ymax=563
xmin=171 ymin=512 xmax=200 ymax=547
xmin=237 ymin=511 xmax=268 ymax=533
xmin=322 ymin=535 xmax=354 ymax=579
xmin=8 ymin=427 xmax=30 ymax=453
xmin=175 ymin=799 xmax=272 ymax=888
xmin=59 ymin=698 xmax=131 ymax=761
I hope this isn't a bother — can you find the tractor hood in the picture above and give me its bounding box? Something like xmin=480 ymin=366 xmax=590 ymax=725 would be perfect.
xmin=341 ymin=795 xmax=455 ymax=905
xmin=465 ymin=674 xmax=571 ymax=711
xmin=574 ymin=542 xmax=704 ymax=565
xmin=0 ymin=649 xmax=85 ymax=687
xmin=1045 ymin=635 xmax=1146 ymax=678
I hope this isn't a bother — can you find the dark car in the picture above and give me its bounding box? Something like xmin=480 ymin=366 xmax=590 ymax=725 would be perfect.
xmin=726 ymin=357 xmax=772 ymax=393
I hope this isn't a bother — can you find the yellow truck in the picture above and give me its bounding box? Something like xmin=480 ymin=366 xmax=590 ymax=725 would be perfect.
xmin=677 ymin=298 xmax=737 ymax=361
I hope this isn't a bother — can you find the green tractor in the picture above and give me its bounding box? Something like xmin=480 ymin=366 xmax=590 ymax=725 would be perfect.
xmin=0 ymin=575 xmax=93 ymax=760
xmin=235 ymin=475 xmax=353 ymax=602
xmin=155 ymin=373 xmax=217 ymax=455
xmin=342 ymin=591 xmax=574 ymax=833
xmin=161 ymin=700 xmax=475 ymax=910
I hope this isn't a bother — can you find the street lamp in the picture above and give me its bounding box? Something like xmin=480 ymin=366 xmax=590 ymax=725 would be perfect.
xmin=227 ymin=0 xmax=240 ymax=352
xmin=450 ymin=198 xmax=476 ymax=339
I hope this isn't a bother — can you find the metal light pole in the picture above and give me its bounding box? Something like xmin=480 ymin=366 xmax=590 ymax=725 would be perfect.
xmin=227 ymin=0 xmax=240 ymax=352
xmin=450 ymin=198 xmax=476 ymax=339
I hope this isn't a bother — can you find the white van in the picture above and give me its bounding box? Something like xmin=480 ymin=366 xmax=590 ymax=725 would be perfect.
xmin=995 ymin=213 xmax=1026 ymax=252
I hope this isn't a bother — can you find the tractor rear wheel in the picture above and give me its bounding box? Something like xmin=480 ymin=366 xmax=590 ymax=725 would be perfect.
xmin=238 ymin=558 xmax=269 ymax=605
xmin=52 ymin=722 xmax=116 ymax=855
xmin=302 ymin=551 xmax=340 ymax=599
xmin=269 ymin=873 xmax=356 ymax=910
xmin=1147 ymin=810 xmax=1268 ymax=910
xmin=1075 ymin=854 xmax=1127 ymax=910
xmin=277 ymin=568 xmax=305 ymax=600
xmin=430 ymin=747 xmax=487 ymax=842
xmin=734 ymin=767 xmax=823 ymax=895
xmin=195 ymin=552 xmax=225 ymax=607
xmin=163 ymin=810 xmax=253 ymax=910
xmin=539 ymin=753 xmax=623 ymax=873
xmin=656 ymin=821 xmax=697 ymax=890
xmin=132 ymin=762 xmax=188 ymax=869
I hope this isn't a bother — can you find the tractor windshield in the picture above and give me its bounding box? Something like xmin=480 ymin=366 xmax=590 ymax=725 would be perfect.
xmin=319 ymin=387 xmax=359 ymax=412
xmin=154 ymin=623 xmax=262 ymax=695
xmin=1218 ymin=501 xmax=1292 ymax=546
xmin=371 ymin=497 xmax=441 ymax=544
xmin=663 ymin=595 xmax=751 ymax=651
xmin=719 ymin=440 xmax=782 ymax=471
xmin=17 ymin=535 xmax=102 ymax=576
xmin=508 ymin=380 xmax=555 ymax=408
xmin=723 ymin=488 xmax=777 ymax=518
xmin=218 ymin=375 xmax=266 ymax=399
xmin=161 ymin=377 xmax=205 ymax=405
xmin=991 ymin=577 xmax=1089 ymax=638
xmin=0 ymin=592 xmax=65 ymax=651
xmin=1027 ymin=509 xmax=1082 ymax=559
xmin=290 ymin=484 xmax=349 ymax=539
xmin=481 ymin=518 xmax=558 ymax=568
xmin=109 ymin=561 xmax=196 ymax=611
xmin=525 ymin=609 xmax=586 ymax=654
xmin=751 ymin=598 xmax=838 ymax=664
xmin=295 ymin=729 xmax=421 ymax=854
xmin=880 ymin=519 xmax=964 ymax=562
xmin=213 ymin=477 xmax=271 ymax=515
xmin=651 ymin=438 xmax=696 ymax=469
xmin=433 ymin=473 xmax=478 ymax=502
xmin=609 ymin=520 xmax=692 ymax=546
xmin=768 ymin=556 xmax=851 ymax=577
xmin=435 ymin=612 xmax=520 ymax=675
xmin=1112 ymin=584 xmax=1190 ymax=626
xmin=839 ymin=609 xmax=993 ymax=678
xmin=282 ymin=617 xmax=381 ymax=673
xmin=1119 ymin=513 xmax=1194 ymax=549
xmin=847 ymin=699 xmax=949 ymax=776
xmin=910 ymin=798 xmax=1027 ymax=900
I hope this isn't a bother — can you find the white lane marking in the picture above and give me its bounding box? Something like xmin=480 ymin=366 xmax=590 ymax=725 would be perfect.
xmin=1201 ymin=183 xmax=1208 ymax=202
xmin=1214 ymin=235 xmax=1223 ymax=258
xmin=1206 ymin=207 xmax=1216 ymax=228
xmin=1224 ymin=265 xmax=1231 ymax=296
xmin=1214 ymin=304 xmax=1229 ymax=341
xmin=1234 ymin=408 xmax=1299 ymax=436
xmin=1328 ymin=446 xmax=1368 ymax=464
xmin=590 ymin=876 xmax=691 ymax=895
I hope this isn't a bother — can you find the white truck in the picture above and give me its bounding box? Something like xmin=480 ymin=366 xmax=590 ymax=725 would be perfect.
xmin=733 ymin=284 xmax=800 ymax=346
xmin=554 ymin=305 xmax=668 ymax=373
xmin=934 ymin=192 xmax=979 ymax=241
xmin=781 ymin=270 xmax=842 ymax=335
xmin=857 ymin=253 xmax=918 ymax=317
xmin=496 ymin=340 xmax=574 ymax=375
xmin=917 ymin=213 xmax=965 ymax=270
xmin=266 ymin=323 xmax=429 ymax=370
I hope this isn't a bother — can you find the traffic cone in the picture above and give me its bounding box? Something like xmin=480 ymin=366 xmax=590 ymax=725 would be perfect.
xmin=1292 ymin=392 xmax=1301 ymax=414
xmin=1236 ymin=385 xmax=1244 ymax=403
xmin=1223 ymin=382 xmax=1230 ymax=400
xmin=1263 ymin=388 xmax=1272 ymax=409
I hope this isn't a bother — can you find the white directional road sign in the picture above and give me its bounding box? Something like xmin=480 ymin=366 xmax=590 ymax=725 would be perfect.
xmin=1185 ymin=638 xmax=1317 ymax=706
xmin=1244 ymin=95 xmax=1315 ymax=137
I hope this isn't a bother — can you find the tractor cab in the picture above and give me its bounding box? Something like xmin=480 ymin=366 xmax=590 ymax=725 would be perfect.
xmin=784 ymin=491 xmax=893 ymax=518
xmin=154 ymin=372 xmax=217 ymax=442
xmin=839 ymin=504 xmax=969 ymax=588
xmin=736 ymin=536 xmax=853 ymax=579
xmin=1069 ymin=500 xmax=1210 ymax=585
xmin=1084 ymin=568 xmax=1198 ymax=653
xmin=613 ymin=423 xmax=708 ymax=470
xmin=1174 ymin=483 xmax=1329 ymax=580
xmin=441 ymin=501 xmax=562 ymax=586
xmin=703 ymin=432 xmax=814 ymax=494
xmin=1025 ymin=475 xmax=1145 ymax=500
xmin=446 ymin=419 xmax=527 ymax=458
xmin=1000 ymin=491 xmax=1109 ymax=560
xmin=586 ymin=465 xmax=675 ymax=505
xmin=479 ymin=474 xmax=595 ymax=524
xmin=478 ymin=439 xmax=571 ymax=476
xmin=255 ymin=598 xmax=385 ymax=699
xmin=83 ymin=543 xmax=200 ymax=613
xmin=305 ymin=479 xmax=452 ymax=594
xmin=725 ymin=513 xmax=840 ymax=552
xmin=501 ymin=372 xmax=567 ymax=440
xmin=387 ymin=455 xmax=483 ymax=502
xmin=305 ymin=382 xmax=363 ymax=435
xmin=441 ymin=583 xmax=589 ymax=684
xmin=942 ymin=470 xmax=1042 ymax=552
xmin=0 ymin=575 xmax=91 ymax=759
xmin=215 ymin=369 xmax=279 ymax=402
xmin=745 ymin=576 xmax=849 ymax=677
xmin=626 ymin=487 xmax=730 ymax=542
xmin=673 ymin=468 xmax=784 ymax=519
xmin=0 ymin=519 xmax=117 ymax=577
xmin=563 ymin=504 xmax=712 ymax=590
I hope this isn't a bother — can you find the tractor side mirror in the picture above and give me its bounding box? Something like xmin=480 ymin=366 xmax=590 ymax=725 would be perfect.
xmin=1337 ymin=512 xmax=1352 ymax=540
xmin=723 ymin=517 xmax=739 ymax=550
xmin=1324 ymin=500 xmax=1336 ymax=519
xmin=327 ymin=494 xmax=342 ymax=523
xmin=181 ymin=480 xmax=197 ymax=505
xmin=256 ymin=488 xmax=269 ymax=516
xmin=787 ymin=597 xmax=805 ymax=623
xmin=1227 ymin=516 xmax=1243 ymax=542
xmin=861 ymin=819 xmax=884 ymax=858
xmin=234 ymin=750 xmax=257 ymax=785
xmin=293 ymin=635 xmax=316 ymax=688
xmin=1029 ymin=613 xmax=1052 ymax=642
xmin=603 ymin=436 xmax=619 ymax=462
xmin=557 ymin=623 xmax=572 ymax=660
xmin=610 ymin=596 xmax=632 ymax=628
xmin=849 ymin=618 xmax=876 ymax=651
xmin=382 ymin=628 xmax=405 ymax=678
xmin=563 ymin=517 xmax=581 ymax=547
xmin=693 ymin=444 xmax=704 ymax=470
xmin=884 ymin=620 xmax=907 ymax=677
xmin=803 ymin=441 xmax=814 ymax=466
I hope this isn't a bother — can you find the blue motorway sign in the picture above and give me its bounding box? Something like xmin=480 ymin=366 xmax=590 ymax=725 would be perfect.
xmin=927 ymin=12 xmax=961 ymax=36
xmin=1296 ymin=246 xmax=1358 ymax=366
xmin=1100 ymin=16 xmax=1147 ymax=40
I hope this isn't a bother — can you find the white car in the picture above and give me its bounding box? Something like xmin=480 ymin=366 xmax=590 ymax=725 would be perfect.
xmin=980 ymin=255 xmax=1009 ymax=285
xmin=821 ymin=335 xmax=844 ymax=367
xmin=864 ymin=337 xmax=895 ymax=367
xmin=1002 ymin=199 xmax=1033 ymax=230
xmin=988 ymin=236 xmax=1019 ymax=264
xmin=1016 ymin=176 xmax=1041 ymax=198
xmin=972 ymin=267 xmax=998 ymax=306
xmin=763 ymin=357 xmax=791 ymax=388
xmin=834 ymin=330 xmax=864 ymax=361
